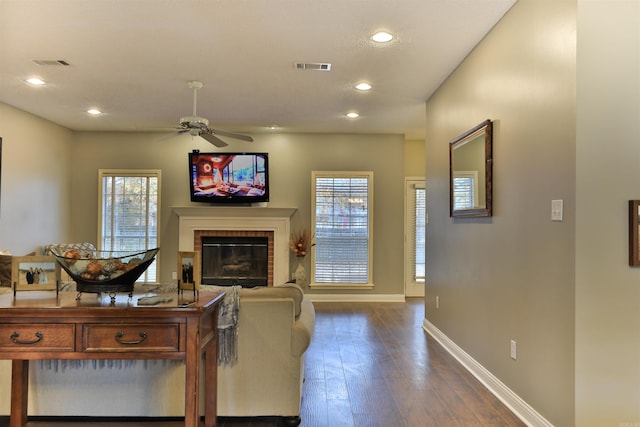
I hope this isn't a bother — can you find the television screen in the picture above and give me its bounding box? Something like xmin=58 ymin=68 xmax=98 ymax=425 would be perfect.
xmin=189 ymin=152 xmax=269 ymax=204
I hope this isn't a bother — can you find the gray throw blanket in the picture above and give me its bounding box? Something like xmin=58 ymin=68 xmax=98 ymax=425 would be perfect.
xmin=209 ymin=285 xmax=242 ymax=367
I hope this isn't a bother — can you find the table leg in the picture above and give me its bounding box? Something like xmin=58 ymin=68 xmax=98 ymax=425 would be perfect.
xmin=10 ymin=360 xmax=28 ymax=427
xmin=184 ymin=316 xmax=201 ymax=427
xmin=184 ymin=356 xmax=199 ymax=426
xmin=204 ymin=347 xmax=217 ymax=427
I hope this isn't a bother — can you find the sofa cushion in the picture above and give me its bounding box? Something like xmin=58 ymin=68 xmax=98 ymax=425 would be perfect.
xmin=241 ymin=283 xmax=304 ymax=319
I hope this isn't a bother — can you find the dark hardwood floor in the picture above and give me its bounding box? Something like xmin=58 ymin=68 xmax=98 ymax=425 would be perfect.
xmin=2 ymin=299 xmax=525 ymax=427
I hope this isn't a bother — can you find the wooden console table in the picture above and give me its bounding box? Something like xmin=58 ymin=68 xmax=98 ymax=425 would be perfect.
xmin=0 ymin=290 xmax=224 ymax=427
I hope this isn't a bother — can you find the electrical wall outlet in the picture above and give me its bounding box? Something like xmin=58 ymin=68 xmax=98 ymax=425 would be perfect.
xmin=510 ymin=340 xmax=517 ymax=360
xmin=435 ymin=296 xmax=439 ymax=309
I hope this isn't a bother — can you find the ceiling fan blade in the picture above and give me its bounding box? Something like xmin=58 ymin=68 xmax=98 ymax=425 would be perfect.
xmin=200 ymin=132 xmax=229 ymax=147
xmin=211 ymin=128 xmax=254 ymax=142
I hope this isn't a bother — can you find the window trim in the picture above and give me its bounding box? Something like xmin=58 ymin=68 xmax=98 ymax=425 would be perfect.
xmin=97 ymin=169 xmax=161 ymax=284
xmin=310 ymin=170 xmax=374 ymax=289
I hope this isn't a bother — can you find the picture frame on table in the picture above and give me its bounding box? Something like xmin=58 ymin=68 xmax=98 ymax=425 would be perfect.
xmin=12 ymin=255 xmax=60 ymax=296
xmin=178 ymin=251 xmax=200 ymax=297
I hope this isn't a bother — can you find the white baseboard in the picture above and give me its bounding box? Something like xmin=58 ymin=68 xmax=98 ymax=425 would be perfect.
xmin=306 ymin=293 xmax=405 ymax=303
xmin=423 ymin=319 xmax=554 ymax=427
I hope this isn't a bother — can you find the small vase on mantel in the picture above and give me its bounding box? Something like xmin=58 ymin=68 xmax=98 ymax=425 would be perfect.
xmin=294 ymin=258 xmax=306 ymax=286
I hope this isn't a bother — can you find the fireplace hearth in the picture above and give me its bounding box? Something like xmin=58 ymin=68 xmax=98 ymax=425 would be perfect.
xmin=201 ymin=236 xmax=268 ymax=287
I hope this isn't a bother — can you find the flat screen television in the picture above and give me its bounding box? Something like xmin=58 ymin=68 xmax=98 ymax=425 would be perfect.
xmin=189 ymin=152 xmax=269 ymax=204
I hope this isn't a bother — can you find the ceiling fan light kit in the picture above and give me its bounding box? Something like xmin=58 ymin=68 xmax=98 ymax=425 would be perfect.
xmin=180 ymin=116 xmax=209 ymax=129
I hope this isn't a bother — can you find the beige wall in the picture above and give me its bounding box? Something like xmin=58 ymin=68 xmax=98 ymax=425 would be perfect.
xmin=576 ymin=1 xmax=640 ymax=425
xmin=0 ymin=103 xmax=72 ymax=254
xmin=425 ymin=1 xmax=576 ymax=425
xmin=404 ymin=139 xmax=426 ymax=178
xmin=69 ymin=131 xmax=406 ymax=296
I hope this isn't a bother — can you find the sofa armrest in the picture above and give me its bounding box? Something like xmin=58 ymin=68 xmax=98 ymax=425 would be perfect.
xmin=291 ymin=298 xmax=315 ymax=357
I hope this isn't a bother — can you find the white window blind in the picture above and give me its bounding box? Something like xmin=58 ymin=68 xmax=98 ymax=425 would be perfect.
xmin=453 ymin=171 xmax=477 ymax=210
xmin=312 ymin=172 xmax=373 ymax=285
xmin=411 ymin=186 xmax=426 ymax=283
xmin=98 ymin=170 xmax=160 ymax=283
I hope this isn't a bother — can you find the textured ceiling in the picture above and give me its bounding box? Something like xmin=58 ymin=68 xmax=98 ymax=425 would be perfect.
xmin=0 ymin=0 xmax=516 ymax=141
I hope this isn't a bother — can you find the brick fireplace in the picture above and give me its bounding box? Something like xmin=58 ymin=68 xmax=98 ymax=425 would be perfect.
xmin=195 ymin=230 xmax=273 ymax=286
xmin=174 ymin=207 xmax=296 ymax=286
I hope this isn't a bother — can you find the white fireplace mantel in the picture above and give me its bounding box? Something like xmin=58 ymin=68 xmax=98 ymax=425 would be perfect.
xmin=173 ymin=207 xmax=297 ymax=285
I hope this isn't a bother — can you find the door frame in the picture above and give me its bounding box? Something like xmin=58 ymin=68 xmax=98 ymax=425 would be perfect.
xmin=404 ymin=177 xmax=425 ymax=297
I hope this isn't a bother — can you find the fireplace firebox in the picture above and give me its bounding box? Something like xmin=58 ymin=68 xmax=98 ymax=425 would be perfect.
xmin=201 ymin=236 xmax=268 ymax=287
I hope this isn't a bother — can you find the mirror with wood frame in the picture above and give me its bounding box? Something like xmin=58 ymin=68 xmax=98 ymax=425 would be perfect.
xmin=449 ymin=119 xmax=493 ymax=217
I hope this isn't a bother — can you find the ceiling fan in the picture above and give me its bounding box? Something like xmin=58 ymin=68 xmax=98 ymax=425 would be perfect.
xmin=177 ymin=80 xmax=254 ymax=147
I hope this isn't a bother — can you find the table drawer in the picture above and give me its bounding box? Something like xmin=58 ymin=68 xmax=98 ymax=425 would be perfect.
xmin=0 ymin=324 xmax=75 ymax=352
xmin=83 ymin=323 xmax=180 ymax=352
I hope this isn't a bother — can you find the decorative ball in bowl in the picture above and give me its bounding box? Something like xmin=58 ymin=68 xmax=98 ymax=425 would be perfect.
xmin=50 ymin=247 xmax=160 ymax=294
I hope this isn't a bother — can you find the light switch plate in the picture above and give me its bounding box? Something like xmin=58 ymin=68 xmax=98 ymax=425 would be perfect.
xmin=551 ymin=199 xmax=563 ymax=221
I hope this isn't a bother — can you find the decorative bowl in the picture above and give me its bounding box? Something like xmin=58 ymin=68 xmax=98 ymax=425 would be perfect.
xmin=50 ymin=247 xmax=160 ymax=294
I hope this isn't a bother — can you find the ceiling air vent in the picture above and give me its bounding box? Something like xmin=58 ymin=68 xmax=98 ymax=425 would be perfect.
xmin=32 ymin=59 xmax=70 ymax=66
xmin=295 ymin=62 xmax=332 ymax=71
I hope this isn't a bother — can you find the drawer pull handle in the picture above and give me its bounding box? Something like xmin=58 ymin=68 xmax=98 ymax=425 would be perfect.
xmin=115 ymin=331 xmax=147 ymax=345
xmin=10 ymin=331 xmax=43 ymax=345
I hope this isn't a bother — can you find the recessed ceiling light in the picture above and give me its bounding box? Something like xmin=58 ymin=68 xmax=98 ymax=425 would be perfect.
xmin=26 ymin=78 xmax=46 ymax=86
xmin=371 ymin=31 xmax=393 ymax=43
xmin=355 ymin=82 xmax=372 ymax=91
xmin=87 ymin=109 xmax=102 ymax=116
xmin=346 ymin=112 xmax=360 ymax=119
xmin=268 ymin=125 xmax=279 ymax=130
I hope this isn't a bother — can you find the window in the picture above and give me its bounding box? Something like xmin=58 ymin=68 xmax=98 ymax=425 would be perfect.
xmin=408 ymin=182 xmax=427 ymax=283
xmin=452 ymin=171 xmax=478 ymax=210
xmin=98 ymin=169 xmax=161 ymax=283
xmin=311 ymin=171 xmax=373 ymax=287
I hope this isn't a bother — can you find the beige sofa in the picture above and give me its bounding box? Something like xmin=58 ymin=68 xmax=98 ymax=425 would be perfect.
xmin=217 ymin=284 xmax=315 ymax=425
xmin=0 ymin=282 xmax=315 ymax=426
